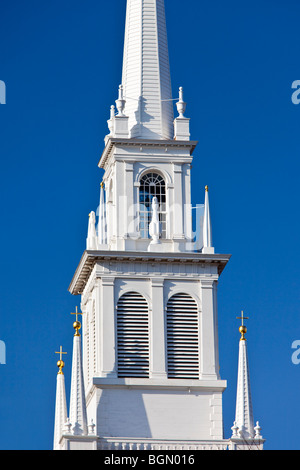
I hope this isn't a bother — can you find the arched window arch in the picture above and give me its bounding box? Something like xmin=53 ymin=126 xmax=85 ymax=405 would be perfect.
xmin=116 ymin=291 xmax=150 ymax=378
xmin=139 ymin=172 xmax=166 ymax=239
xmin=166 ymin=293 xmax=199 ymax=379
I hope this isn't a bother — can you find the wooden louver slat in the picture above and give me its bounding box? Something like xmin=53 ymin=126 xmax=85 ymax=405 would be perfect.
xmin=117 ymin=292 xmax=149 ymax=378
xmin=166 ymin=293 xmax=199 ymax=379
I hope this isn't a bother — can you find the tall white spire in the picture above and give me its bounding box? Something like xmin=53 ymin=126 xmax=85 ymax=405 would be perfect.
xmin=86 ymin=211 xmax=97 ymax=250
xmin=98 ymin=182 xmax=107 ymax=246
xmin=69 ymin=312 xmax=88 ymax=436
xmin=233 ymin=313 xmax=254 ymax=440
xmin=202 ymin=186 xmax=214 ymax=254
xmin=229 ymin=313 xmax=264 ymax=449
xmin=122 ymin=0 xmax=174 ymax=140
xmin=53 ymin=347 xmax=68 ymax=450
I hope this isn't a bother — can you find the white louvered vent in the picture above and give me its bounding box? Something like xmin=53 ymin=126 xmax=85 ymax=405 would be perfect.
xmin=117 ymin=292 xmax=150 ymax=378
xmin=166 ymin=293 xmax=199 ymax=379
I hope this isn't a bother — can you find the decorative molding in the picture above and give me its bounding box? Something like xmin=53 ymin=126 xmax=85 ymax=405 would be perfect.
xmin=69 ymin=251 xmax=230 ymax=295
xmin=98 ymin=138 xmax=198 ymax=170
xmin=98 ymin=438 xmax=230 ymax=451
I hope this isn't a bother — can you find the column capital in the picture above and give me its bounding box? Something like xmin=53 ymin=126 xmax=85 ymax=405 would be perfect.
xmin=151 ymin=278 xmax=165 ymax=287
xmin=101 ymin=277 xmax=115 ymax=287
xmin=200 ymin=278 xmax=217 ymax=289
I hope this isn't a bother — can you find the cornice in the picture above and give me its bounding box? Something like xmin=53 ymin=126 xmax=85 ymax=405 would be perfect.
xmin=98 ymin=138 xmax=198 ymax=169
xmin=69 ymin=250 xmax=231 ymax=296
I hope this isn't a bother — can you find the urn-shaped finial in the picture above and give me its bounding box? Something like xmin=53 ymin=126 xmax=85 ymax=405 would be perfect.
xmin=116 ymin=84 xmax=126 ymax=116
xmin=176 ymin=86 xmax=186 ymax=118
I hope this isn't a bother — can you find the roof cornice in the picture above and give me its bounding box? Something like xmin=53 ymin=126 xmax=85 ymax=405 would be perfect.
xmin=98 ymin=138 xmax=198 ymax=169
xmin=69 ymin=250 xmax=231 ymax=295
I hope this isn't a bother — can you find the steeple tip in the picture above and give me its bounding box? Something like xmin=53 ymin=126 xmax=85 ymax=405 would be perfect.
xmin=53 ymin=347 xmax=68 ymax=450
xmin=237 ymin=311 xmax=249 ymax=341
xmin=69 ymin=307 xmax=88 ymax=436
xmin=122 ymin=0 xmax=174 ymax=140
xmin=202 ymin=186 xmax=215 ymax=254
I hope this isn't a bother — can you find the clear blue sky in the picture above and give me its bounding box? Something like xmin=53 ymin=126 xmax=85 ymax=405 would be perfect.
xmin=0 ymin=0 xmax=299 ymax=450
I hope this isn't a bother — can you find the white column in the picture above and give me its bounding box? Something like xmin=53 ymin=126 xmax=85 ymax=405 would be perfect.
xmin=166 ymin=182 xmax=174 ymax=240
xmin=99 ymin=277 xmax=117 ymax=378
xmin=134 ymin=181 xmax=141 ymax=238
xmin=200 ymin=279 xmax=219 ymax=379
xmin=183 ymin=163 xmax=192 ymax=244
xmin=150 ymin=278 xmax=167 ymax=379
xmin=172 ymin=163 xmax=185 ymax=241
xmin=125 ymin=162 xmax=135 ymax=238
xmin=115 ymin=161 xmax=125 ymax=250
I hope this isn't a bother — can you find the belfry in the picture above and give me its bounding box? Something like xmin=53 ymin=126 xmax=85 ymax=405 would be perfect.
xmin=53 ymin=0 xmax=264 ymax=451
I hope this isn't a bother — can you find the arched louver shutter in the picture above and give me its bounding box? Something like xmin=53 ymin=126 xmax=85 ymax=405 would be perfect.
xmin=166 ymin=293 xmax=199 ymax=379
xmin=117 ymin=292 xmax=150 ymax=378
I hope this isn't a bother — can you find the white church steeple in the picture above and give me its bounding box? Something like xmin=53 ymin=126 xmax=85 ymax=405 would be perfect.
xmin=53 ymin=347 xmax=68 ymax=450
xmin=229 ymin=312 xmax=265 ymax=450
xmin=234 ymin=312 xmax=254 ymax=439
xmin=122 ymin=0 xmax=174 ymax=140
xmin=58 ymin=0 xmax=265 ymax=452
xmin=98 ymin=0 xmax=196 ymax=253
xmin=69 ymin=310 xmax=88 ymax=436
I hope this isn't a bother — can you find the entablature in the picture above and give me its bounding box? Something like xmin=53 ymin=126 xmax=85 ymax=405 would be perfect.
xmin=69 ymin=250 xmax=231 ymax=296
xmin=99 ymin=138 xmax=198 ymax=170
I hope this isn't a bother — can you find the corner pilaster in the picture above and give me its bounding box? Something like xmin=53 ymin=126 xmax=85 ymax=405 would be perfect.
xmin=150 ymin=278 xmax=167 ymax=379
xmin=200 ymin=279 xmax=219 ymax=379
xmin=99 ymin=277 xmax=117 ymax=378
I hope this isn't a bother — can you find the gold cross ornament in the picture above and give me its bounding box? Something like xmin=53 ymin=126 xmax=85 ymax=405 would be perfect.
xmin=71 ymin=306 xmax=84 ymax=336
xmin=236 ymin=310 xmax=249 ymax=341
xmin=55 ymin=346 xmax=67 ymax=374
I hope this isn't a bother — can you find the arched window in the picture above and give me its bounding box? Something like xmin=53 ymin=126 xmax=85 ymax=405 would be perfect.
xmin=166 ymin=293 xmax=199 ymax=379
xmin=117 ymin=292 xmax=150 ymax=378
xmin=139 ymin=172 xmax=166 ymax=239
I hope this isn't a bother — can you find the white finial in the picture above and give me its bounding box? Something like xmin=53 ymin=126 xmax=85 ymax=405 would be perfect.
xmin=110 ymin=104 xmax=115 ymax=119
xmin=202 ymin=186 xmax=215 ymax=254
xmin=148 ymin=197 xmax=162 ymax=246
xmin=254 ymin=421 xmax=263 ymax=439
xmin=116 ymin=84 xmax=126 ymax=116
xmin=63 ymin=418 xmax=72 ymax=435
xmin=86 ymin=211 xmax=97 ymax=250
xmin=238 ymin=425 xmax=245 ymax=439
xmin=231 ymin=421 xmax=239 ymax=438
xmin=88 ymin=419 xmax=96 ymax=436
xmin=107 ymin=105 xmax=115 ymax=135
xmin=176 ymin=86 xmax=187 ymax=118
xmin=98 ymin=182 xmax=107 ymax=246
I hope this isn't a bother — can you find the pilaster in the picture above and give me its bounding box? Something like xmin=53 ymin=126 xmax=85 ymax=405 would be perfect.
xmin=99 ymin=277 xmax=117 ymax=378
xmin=200 ymin=279 xmax=219 ymax=379
xmin=150 ymin=278 xmax=167 ymax=379
xmin=172 ymin=163 xmax=185 ymax=245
